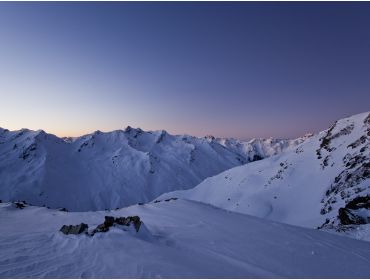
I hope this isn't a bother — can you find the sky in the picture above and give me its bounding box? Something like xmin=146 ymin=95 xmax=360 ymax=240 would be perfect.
xmin=0 ymin=2 xmax=369 ymax=139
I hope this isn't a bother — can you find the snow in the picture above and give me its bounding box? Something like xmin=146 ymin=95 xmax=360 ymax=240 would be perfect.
xmin=1 ymin=200 xmax=370 ymax=278
xmin=0 ymin=126 xmax=301 ymax=211
xmin=159 ymin=112 xmax=370 ymax=236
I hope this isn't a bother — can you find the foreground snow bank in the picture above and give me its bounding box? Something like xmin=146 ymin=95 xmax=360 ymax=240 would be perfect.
xmin=1 ymin=200 xmax=370 ymax=278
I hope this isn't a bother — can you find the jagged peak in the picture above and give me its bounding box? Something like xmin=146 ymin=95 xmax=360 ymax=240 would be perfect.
xmin=204 ymin=135 xmax=216 ymax=141
xmin=124 ymin=126 xmax=143 ymax=134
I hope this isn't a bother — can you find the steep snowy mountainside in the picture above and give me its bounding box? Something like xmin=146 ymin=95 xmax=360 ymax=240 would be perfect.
xmin=159 ymin=112 xmax=370 ymax=236
xmin=0 ymin=126 xmax=302 ymax=211
xmin=1 ymin=199 xmax=370 ymax=278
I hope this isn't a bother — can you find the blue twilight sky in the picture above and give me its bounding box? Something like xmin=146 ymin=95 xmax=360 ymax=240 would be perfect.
xmin=0 ymin=2 xmax=369 ymax=139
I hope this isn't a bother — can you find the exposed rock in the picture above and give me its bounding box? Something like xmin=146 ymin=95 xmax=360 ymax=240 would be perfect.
xmin=317 ymin=122 xmax=354 ymax=159
xmin=91 ymin=223 xmax=110 ymax=234
xmin=104 ymin=216 xmax=115 ymax=227
xmin=89 ymin=215 xmax=142 ymax=236
xmin=115 ymin=216 xmax=142 ymax=232
xmin=346 ymin=195 xmax=370 ymax=210
xmin=348 ymin=136 xmax=367 ymax=149
xmin=129 ymin=216 xmax=142 ymax=232
xmin=115 ymin=217 xmax=130 ymax=226
xmin=320 ymin=136 xmax=369 ymax=216
xmin=60 ymin=223 xmax=88 ymax=235
xmin=19 ymin=143 xmax=37 ymax=160
xmin=14 ymin=202 xmax=25 ymax=209
xmin=252 ymin=154 xmax=263 ymax=161
xmin=338 ymin=208 xmax=367 ymax=225
xmin=364 ymin=113 xmax=370 ymax=125
xmin=154 ymin=197 xmax=178 ymax=203
xmin=89 ymin=216 xmax=116 ymax=235
xmin=337 ymin=196 xmax=370 ymax=225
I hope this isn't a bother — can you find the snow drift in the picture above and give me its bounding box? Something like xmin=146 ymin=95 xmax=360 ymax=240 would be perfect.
xmin=1 ymin=199 xmax=370 ymax=278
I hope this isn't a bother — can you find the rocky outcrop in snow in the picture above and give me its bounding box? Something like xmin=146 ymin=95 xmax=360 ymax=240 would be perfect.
xmin=90 ymin=215 xmax=142 ymax=235
xmin=59 ymin=215 xmax=143 ymax=236
xmin=60 ymin=223 xmax=88 ymax=235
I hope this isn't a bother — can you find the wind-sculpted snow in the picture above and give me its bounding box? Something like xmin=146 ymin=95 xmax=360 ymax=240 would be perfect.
xmin=0 ymin=126 xmax=302 ymax=211
xmin=1 ymin=200 xmax=370 ymax=278
xmin=159 ymin=112 xmax=370 ymax=240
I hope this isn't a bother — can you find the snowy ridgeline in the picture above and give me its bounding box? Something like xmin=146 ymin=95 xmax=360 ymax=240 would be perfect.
xmin=0 ymin=125 xmax=305 ymax=211
xmin=1 ymin=199 xmax=370 ymax=278
xmin=159 ymin=112 xmax=370 ymax=240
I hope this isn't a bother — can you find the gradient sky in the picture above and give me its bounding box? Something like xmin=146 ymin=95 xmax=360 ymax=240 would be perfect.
xmin=0 ymin=2 xmax=369 ymax=139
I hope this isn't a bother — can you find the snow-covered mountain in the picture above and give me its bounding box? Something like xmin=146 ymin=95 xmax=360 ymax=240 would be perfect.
xmin=1 ymin=199 xmax=370 ymax=278
xmin=159 ymin=112 xmax=370 ymax=238
xmin=0 ymin=126 xmax=303 ymax=211
xmin=1 ymin=112 xmax=369 ymax=278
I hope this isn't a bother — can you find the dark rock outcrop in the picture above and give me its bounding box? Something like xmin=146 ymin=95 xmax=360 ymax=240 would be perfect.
xmin=14 ymin=202 xmax=26 ymax=209
xmin=91 ymin=223 xmax=110 ymax=234
xmin=104 ymin=216 xmax=115 ymax=227
xmin=90 ymin=216 xmax=115 ymax=235
xmin=127 ymin=216 xmax=141 ymax=232
xmin=164 ymin=197 xmax=178 ymax=202
xmin=90 ymin=215 xmax=142 ymax=236
xmin=60 ymin=223 xmax=88 ymax=235
xmin=115 ymin=217 xmax=130 ymax=226
xmin=346 ymin=195 xmax=370 ymax=210
xmin=114 ymin=216 xmax=141 ymax=232
xmin=58 ymin=215 xmax=143 ymax=236
xmin=252 ymin=154 xmax=263 ymax=161
xmin=338 ymin=196 xmax=370 ymax=225
xmin=338 ymin=208 xmax=368 ymax=225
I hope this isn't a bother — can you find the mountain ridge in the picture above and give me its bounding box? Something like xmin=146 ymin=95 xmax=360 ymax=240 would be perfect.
xmin=158 ymin=111 xmax=370 ymax=240
xmin=0 ymin=124 xmax=305 ymax=211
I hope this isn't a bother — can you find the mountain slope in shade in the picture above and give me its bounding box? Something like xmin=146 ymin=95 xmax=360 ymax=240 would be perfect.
xmin=0 ymin=126 xmax=304 ymax=211
xmin=1 ymin=199 xmax=370 ymax=278
xmin=159 ymin=112 xmax=370 ymax=238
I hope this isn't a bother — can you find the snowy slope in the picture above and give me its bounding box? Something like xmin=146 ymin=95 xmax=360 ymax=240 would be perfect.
xmin=159 ymin=112 xmax=370 ymax=236
xmin=0 ymin=126 xmax=302 ymax=211
xmin=215 ymin=135 xmax=312 ymax=161
xmin=1 ymin=199 xmax=370 ymax=278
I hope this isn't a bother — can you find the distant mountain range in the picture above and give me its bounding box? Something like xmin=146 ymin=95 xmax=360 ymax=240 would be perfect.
xmin=0 ymin=125 xmax=306 ymax=211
